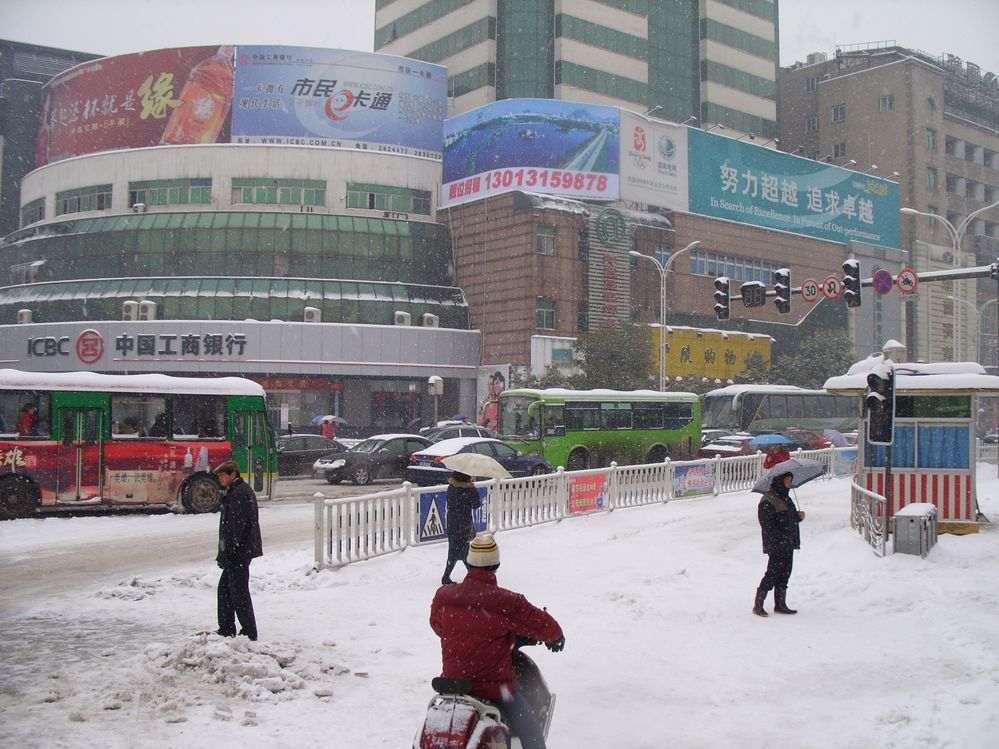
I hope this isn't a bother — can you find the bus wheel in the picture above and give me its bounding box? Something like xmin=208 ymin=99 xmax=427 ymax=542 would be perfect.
xmin=0 ymin=475 xmax=39 ymax=520
xmin=182 ymin=475 xmax=221 ymax=514
xmin=646 ymin=446 xmax=668 ymax=464
xmin=351 ymin=466 xmax=372 ymax=485
xmin=566 ymin=449 xmax=590 ymax=471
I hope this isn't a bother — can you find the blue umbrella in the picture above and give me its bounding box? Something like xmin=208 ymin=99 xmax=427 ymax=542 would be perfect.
xmin=749 ymin=434 xmax=792 ymax=447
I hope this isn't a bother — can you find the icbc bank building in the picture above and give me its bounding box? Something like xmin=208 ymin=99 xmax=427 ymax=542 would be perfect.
xmin=0 ymin=46 xmax=478 ymax=433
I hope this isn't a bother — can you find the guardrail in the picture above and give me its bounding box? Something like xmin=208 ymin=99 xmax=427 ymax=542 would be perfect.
xmin=314 ymin=446 xmax=857 ymax=569
xmin=850 ymin=480 xmax=888 ymax=557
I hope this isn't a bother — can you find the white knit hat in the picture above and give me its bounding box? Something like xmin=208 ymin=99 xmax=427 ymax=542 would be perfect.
xmin=467 ymin=532 xmax=500 ymax=567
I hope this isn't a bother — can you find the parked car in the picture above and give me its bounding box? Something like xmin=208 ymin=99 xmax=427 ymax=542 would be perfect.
xmin=313 ymin=433 xmax=431 ymax=485
xmin=422 ymin=423 xmax=497 ymax=443
xmin=406 ymin=437 xmax=551 ymax=486
xmin=697 ymin=433 xmax=756 ymax=459
xmin=277 ymin=434 xmax=347 ymax=476
xmin=783 ymin=428 xmax=833 ymax=450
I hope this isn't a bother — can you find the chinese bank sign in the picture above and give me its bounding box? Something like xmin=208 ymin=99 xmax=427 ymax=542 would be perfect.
xmin=442 ymin=103 xmax=900 ymax=249
xmin=36 ymin=45 xmax=446 ymax=166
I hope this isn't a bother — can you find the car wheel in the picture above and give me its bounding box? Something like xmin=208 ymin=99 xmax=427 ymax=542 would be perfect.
xmin=181 ymin=474 xmax=221 ymax=514
xmin=351 ymin=465 xmax=372 ymax=485
xmin=0 ymin=475 xmax=39 ymax=520
xmin=530 ymin=465 xmax=548 ymax=476
xmin=325 ymin=472 xmax=342 ymax=485
xmin=566 ymin=449 xmax=590 ymax=471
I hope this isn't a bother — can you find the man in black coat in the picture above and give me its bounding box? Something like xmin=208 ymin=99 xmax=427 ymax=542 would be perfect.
xmin=754 ymin=471 xmax=805 ymax=617
xmin=441 ymin=471 xmax=482 ymax=585
xmin=214 ymin=461 xmax=263 ymax=640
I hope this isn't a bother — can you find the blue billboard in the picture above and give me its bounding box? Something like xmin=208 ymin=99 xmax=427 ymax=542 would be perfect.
xmin=687 ymin=129 xmax=900 ymax=249
xmin=441 ymin=98 xmax=620 ymax=207
xmin=232 ymin=46 xmax=446 ymax=159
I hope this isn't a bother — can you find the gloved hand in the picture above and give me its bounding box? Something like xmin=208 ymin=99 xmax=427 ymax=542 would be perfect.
xmin=546 ymin=636 xmax=565 ymax=652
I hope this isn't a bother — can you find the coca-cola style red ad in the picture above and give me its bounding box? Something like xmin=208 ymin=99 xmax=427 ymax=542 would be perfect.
xmin=36 ymin=46 xmax=234 ymax=167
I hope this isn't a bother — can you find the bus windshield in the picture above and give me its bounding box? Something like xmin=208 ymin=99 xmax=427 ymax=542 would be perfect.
xmin=498 ymin=395 xmax=539 ymax=440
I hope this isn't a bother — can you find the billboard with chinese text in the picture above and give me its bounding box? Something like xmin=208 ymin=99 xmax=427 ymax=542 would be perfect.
xmin=618 ymin=110 xmax=689 ymax=211
xmin=37 ymin=47 xmax=233 ymax=167
xmin=231 ymin=46 xmax=446 ymax=158
xmin=687 ymin=129 xmax=900 ymax=249
xmin=441 ymin=98 xmax=620 ymax=207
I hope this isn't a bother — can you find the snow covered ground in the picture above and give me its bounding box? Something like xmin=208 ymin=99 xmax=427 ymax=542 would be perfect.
xmin=2 ymin=471 xmax=998 ymax=748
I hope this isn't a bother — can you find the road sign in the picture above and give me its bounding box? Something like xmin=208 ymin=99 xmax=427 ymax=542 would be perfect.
xmin=800 ymin=278 xmax=820 ymax=303
xmin=897 ymin=267 xmax=919 ymax=294
xmin=821 ymin=275 xmax=842 ymax=300
xmin=872 ymin=268 xmax=894 ymax=294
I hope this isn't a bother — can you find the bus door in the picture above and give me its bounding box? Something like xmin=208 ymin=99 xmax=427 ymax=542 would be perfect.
xmin=232 ymin=410 xmax=274 ymax=499
xmin=56 ymin=406 xmax=104 ymax=502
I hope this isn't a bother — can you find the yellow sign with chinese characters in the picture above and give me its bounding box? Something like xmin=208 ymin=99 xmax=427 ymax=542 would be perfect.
xmin=650 ymin=326 xmax=772 ymax=381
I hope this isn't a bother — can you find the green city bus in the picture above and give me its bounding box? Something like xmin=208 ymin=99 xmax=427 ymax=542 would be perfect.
xmin=497 ymin=388 xmax=701 ymax=471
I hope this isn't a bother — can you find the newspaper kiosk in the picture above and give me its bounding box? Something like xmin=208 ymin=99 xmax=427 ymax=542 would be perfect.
xmin=825 ymin=357 xmax=999 ymax=533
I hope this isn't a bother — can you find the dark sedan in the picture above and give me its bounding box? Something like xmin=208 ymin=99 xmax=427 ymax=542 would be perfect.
xmin=406 ymin=437 xmax=551 ymax=486
xmin=313 ymin=433 xmax=432 ymax=485
xmin=276 ymin=434 xmax=347 ymax=476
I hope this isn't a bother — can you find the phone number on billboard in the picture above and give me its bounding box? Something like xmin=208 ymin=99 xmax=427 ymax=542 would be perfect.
xmin=484 ymin=168 xmax=609 ymax=193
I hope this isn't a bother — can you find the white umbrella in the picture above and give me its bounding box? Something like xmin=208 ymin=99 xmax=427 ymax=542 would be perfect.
xmin=315 ymin=415 xmax=347 ymax=425
xmin=752 ymin=458 xmax=827 ymax=494
xmin=441 ymin=452 xmax=511 ymax=479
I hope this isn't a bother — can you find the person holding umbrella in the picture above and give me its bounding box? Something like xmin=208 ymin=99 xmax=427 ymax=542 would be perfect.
xmin=751 ymin=458 xmax=824 ymax=617
xmin=441 ymin=470 xmax=482 ymax=585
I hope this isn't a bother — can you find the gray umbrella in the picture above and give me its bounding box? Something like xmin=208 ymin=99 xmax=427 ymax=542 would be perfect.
xmin=752 ymin=458 xmax=827 ymax=494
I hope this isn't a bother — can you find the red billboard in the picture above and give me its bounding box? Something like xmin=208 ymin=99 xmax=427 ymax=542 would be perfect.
xmin=36 ymin=46 xmax=235 ymax=167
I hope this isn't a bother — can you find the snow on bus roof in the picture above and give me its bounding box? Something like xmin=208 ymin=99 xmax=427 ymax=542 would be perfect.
xmin=703 ymin=384 xmax=823 ymax=397
xmin=0 ymin=369 xmax=265 ymax=397
xmin=824 ymin=357 xmax=999 ymax=394
xmin=503 ymin=388 xmax=698 ymax=400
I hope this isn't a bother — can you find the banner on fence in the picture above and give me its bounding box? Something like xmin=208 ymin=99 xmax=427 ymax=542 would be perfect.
xmin=418 ymin=487 xmax=488 ymax=542
xmin=834 ymin=449 xmax=858 ymax=476
xmin=567 ymin=475 xmax=610 ymax=514
xmin=673 ymin=464 xmax=714 ymax=497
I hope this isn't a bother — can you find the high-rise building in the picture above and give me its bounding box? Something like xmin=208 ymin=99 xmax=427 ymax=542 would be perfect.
xmin=781 ymin=44 xmax=999 ymax=366
xmin=375 ymin=0 xmax=778 ymax=137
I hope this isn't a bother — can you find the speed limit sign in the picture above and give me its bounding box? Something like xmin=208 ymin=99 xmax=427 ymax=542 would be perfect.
xmin=801 ymin=278 xmax=820 ymax=303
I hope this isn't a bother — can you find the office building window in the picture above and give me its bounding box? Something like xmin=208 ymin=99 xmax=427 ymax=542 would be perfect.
xmin=879 ymin=94 xmax=895 ymax=112
xmin=233 ymin=178 xmax=326 ymax=207
xmin=927 ymin=167 xmax=938 ymax=190
xmin=20 ymin=198 xmax=45 ymax=227
xmin=537 ymin=226 xmax=556 ymax=255
xmin=56 ymin=184 xmax=112 ymax=216
xmin=926 ymin=206 xmax=938 ymax=233
xmin=831 ymin=104 xmax=846 ymax=123
xmin=536 ymin=298 xmax=555 ymax=330
xmin=926 ymin=128 xmax=937 ymax=151
xmin=345 ymin=182 xmax=430 ymax=215
xmin=130 ymin=178 xmax=212 ymax=207
xmin=805 ymin=76 xmax=818 ymax=92
xmin=805 ymin=115 xmax=818 ymax=133
xmin=833 ymin=142 xmax=847 ymax=159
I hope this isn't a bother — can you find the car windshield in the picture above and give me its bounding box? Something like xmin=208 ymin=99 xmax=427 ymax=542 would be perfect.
xmin=350 ymin=438 xmax=383 ymax=453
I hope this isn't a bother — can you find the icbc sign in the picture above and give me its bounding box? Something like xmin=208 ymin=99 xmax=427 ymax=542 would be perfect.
xmin=76 ymin=329 xmax=105 ymax=364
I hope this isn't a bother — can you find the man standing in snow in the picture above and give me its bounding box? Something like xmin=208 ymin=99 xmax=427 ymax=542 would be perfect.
xmin=430 ymin=532 xmax=564 ymax=749
xmin=440 ymin=470 xmax=481 ymax=585
xmin=214 ymin=461 xmax=263 ymax=640
xmin=754 ymin=472 xmax=805 ymax=617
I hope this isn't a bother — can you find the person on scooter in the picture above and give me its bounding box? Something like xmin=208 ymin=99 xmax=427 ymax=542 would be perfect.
xmin=430 ymin=532 xmax=565 ymax=749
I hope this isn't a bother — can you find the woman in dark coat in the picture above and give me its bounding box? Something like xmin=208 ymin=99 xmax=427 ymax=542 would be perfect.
xmin=441 ymin=471 xmax=481 ymax=585
xmin=753 ymin=471 xmax=805 ymax=617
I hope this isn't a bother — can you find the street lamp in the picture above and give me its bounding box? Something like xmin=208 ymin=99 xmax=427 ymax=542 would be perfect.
xmin=901 ymin=200 xmax=999 ymax=359
xmin=629 ymin=240 xmax=701 ymax=391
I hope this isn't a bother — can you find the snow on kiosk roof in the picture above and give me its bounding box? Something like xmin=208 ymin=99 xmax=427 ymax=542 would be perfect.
xmin=824 ymin=356 xmax=999 ymax=394
xmin=0 ymin=369 xmax=265 ymax=397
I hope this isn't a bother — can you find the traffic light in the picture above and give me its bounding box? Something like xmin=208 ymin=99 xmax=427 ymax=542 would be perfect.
xmin=866 ymin=363 xmax=895 ymax=445
xmin=772 ymin=268 xmax=791 ymax=314
xmin=842 ymin=259 xmax=862 ymax=308
xmin=713 ymin=276 xmax=730 ymax=320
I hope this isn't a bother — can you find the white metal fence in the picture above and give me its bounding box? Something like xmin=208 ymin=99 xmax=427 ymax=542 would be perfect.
xmin=849 ymin=481 xmax=888 ymax=557
xmin=314 ymin=446 xmax=857 ymax=569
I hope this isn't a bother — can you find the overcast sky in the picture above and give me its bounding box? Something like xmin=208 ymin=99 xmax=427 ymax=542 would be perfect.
xmin=2 ymin=0 xmax=997 ymax=77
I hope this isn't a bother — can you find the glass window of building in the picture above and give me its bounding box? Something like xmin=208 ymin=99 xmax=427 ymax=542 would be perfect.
xmin=346 ymin=183 xmax=431 ymax=215
xmin=833 ymin=142 xmax=847 ymax=159
xmin=879 ymin=94 xmax=895 ymax=112
xmin=232 ymin=178 xmax=326 ymax=207
xmin=129 ymin=178 xmax=212 ymax=207
xmin=831 ymin=104 xmax=846 ymax=123
xmin=20 ymin=198 xmax=45 ymax=227
xmin=927 ymin=167 xmax=938 ymax=190
xmin=805 ymin=115 xmax=818 ymax=133
xmin=536 ymin=298 xmax=555 ymax=330
xmin=56 ymin=184 xmax=112 ymax=216
xmin=537 ymin=226 xmax=556 ymax=255
xmin=926 ymin=128 xmax=937 ymax=151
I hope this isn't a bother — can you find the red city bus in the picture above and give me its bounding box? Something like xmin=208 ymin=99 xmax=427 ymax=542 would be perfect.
xmin=0 ymin=369 xmax=276 ymax=519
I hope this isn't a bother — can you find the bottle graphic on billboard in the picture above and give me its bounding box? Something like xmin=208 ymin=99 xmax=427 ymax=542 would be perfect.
xmin=159 ymin=45 xmax=235 ymax=144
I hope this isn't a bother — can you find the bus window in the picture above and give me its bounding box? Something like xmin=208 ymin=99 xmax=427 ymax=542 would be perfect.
xmin=174 ymin=394 xmax=226 ymax=439
xmin=543 ymin=405 xmax=565 ymax=436
xmin=566 ymin=403 xmax=600 ymax=431
xmin=787 ymin=396 xmax=804 ymax=419
xmin=111 ymin=395 xmax=167 ymax=438
xmin=633 ymin=402 xmax=665 ymax=430
xmin=0 ymin=390 xmax=51 ymax=438
xmin=665 ymin=402 xmax=694 ymax=429
xmin=768 ymin=396 xmax=788 ymax=419
xmin=600 ymin=402 xmax=632 ymax=430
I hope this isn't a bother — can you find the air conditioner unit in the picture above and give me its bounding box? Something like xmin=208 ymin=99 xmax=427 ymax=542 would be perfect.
xmin=132 ymin=202 xmax=147 ymax=213
xmin=122 ymin=300 xmax=139 ymax=321
xmin=16 ymin=308 xmax=32 ymax=324
xmin=394 ymin=311 xmax=412 ymax=326
xmin=304 ymin=306 xmax=321 ymax=323
xmin=138 ymin=300 xmax=157 ymax=321
xmin=422 ymin=313 xmax=439 ymax=328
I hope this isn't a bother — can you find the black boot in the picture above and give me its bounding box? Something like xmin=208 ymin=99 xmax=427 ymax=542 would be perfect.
xmin=752 ymin=587 xmax=768 ymax=617
xmin=774 ymin=587 xmax=797 ymax=614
